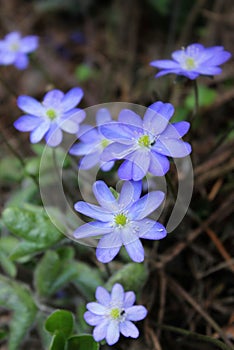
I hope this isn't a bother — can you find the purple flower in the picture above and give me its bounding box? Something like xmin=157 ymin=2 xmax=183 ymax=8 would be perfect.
xmin=69 ymin=108 xmax=114 ymax=171
xmin=100 ymin=102 xmax=191 ymax=181
xmin=84 ymin=283 xmax=147 ymax=345
xmin=14 ymin=88 xmax=85 ymax=147
xmin=150 ymin=43 xmax=231 ymax=80
xmin=0 ymin=31 xmax=38 ymax=69
xmin=74 ymin=180 xmax=166 ymax=263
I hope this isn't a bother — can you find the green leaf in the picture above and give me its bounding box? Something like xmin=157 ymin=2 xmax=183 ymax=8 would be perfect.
xmin=2 ymin=205 xmax=63 ymax=259
xmin=6 ymin=183 xmax=38 ymax=207
xmin=34 ymin=250 xmax=78 ymax=297
xmin=67 ymin=334 xmax=99 ymax=350
xmin=49 ymin=333 xmax=66 ymax=350
xmin=75 ymin=64 xmax=97 ymax=83
xmin=0 ymin=251 xmax=16 ymax=277
xmin=105 ymin=263 xmax=148 ymax=293
xmin=147 ymin=0 xmax=171 ymax=15
xmin=73 ymin=262 xmax=104 ymax=299
xmin=2 ymin=205 xmax=63 ymax=244
xmin=0 ymin=237 xmax=18 ymax=277
xmin=185 ymin=85 xmax=217 ymax=110
xmin=0 ymin=157 xmax=23 ymax=183
xmin=45 ymin=310 xmax=74 ymax=338
xmin=0 ymin=274 xmax=37 ymax=350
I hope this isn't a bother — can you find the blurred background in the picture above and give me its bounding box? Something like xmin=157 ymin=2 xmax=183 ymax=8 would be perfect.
xmin=0 ymin=0 xmax=233 ymax=349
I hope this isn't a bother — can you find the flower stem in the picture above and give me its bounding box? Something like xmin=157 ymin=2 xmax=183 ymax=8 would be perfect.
xmin=192 ymin=79 xmax=199 ymax=121
xmin=157 ymin=324 xmax=233 ymax=350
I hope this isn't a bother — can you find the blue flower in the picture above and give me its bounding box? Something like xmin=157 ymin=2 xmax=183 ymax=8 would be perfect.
xmin=0 ymin=31 xmax=38 ymax=69
xmin=100 ymin=102 xmax=191 ymax=181
xmin=74 ymin=180 xmax=166 ymax=263
xmin=84 ymin=283 xmax=147 ymax=345
xmin=69 ymin=108 xmax=114 ymax=171
xmin=14 ymin=88 xmax=85 ymax=147
xmin=150 ymin=43 xmax=231 ymax=80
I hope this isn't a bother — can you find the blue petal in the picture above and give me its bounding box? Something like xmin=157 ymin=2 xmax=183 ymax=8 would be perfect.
xmin=118 ymin=109 xmax=143 ymax=127
xmin=30 ymin=121 xmax=50 ymax=143
xmin=97 ymin=230 xmax=122 ymax=249
xmin=119 ymin=321 xmax=139 ymax=338
xmin=17 ymin=95 xmax=44 ymax=116
xmin=59 ymin=119 xmax=79 ymax=134
xmin=69 ymin=142 xmax=97 ymax=156
xmin=118 ymin=181 xmax=142 ymax=208
xmin=79 ymin=125 xmax=99 ymax=142
xmin=102 ymin=143 xmax=134 ymax=161
xmin=139 ymin=222 xmax=167 ymax=240
xmin=118 ymin=160 xmax=134 ymax=180
xmin=111 ymin=283 xmax=125 ymax=304
xmin=185 ymin=44 xmax=204 ymax=58
xmin=161 ymin=121 xmax=190 ymax=138
xmin=93 ymin=320 xmax=109 ymax=342
xmin=155 ymin=69 xmax=183 ymax=78
xmin=14 ymin=115 xmax=42 ymax=131
xmin=150 ymin=59 xmax=180 ymax=69
xmin=149 ymin=151 xmax=170 ymax=176
xmin=154 ymin=139 xmax=192 ymax=157
xmin=93 ymin=181 xmax=118 ymax=211
xmin=106 ymin=321 xmax=120 ymax=345
xmin=0 ymin=51 xmax=15 ymax=64
xmin=63 ymin=108 xmax=86 ymax=125
xmin=74 ymin=201 xmax=113 ymax=221
xmin=128 ymin=191 xmax=165 ymax=220
xmin=45 ymin=124 xmax=63 ymax=147
xmin=194 ymin=66 xmax=222 ymax=76
xmin=20 ymin=35 xmax=38 ymax=53
xmin=79 ymin=151 xmax=101 ymax=169
xmin=125 ymin=150 xmax=150 ymax=180
xmin=61 ymin=87 xmax=83 ymax=111
xmin=73 ymin=222 xmax=112 ymax=239
xmin=96 ymin=108 xmax=112 ymax=126
xmin=87 ymin=302 xmax=106 ymax=315
xmin=124 ymin=292 xmax=136 ymax=308
xmin=14 ymin=53 xmax=28 ymax=69
xmin=126 ymin=306 xmax=147 ymax=321
xmin=100 ymin=161 xmax=115 ymax=172
xmin=124 ymin=235 xmax=144 ymax=263
xmin=201 ymin=48 xmax=231 ymax=66
xmin=96 ymin=245 xmax=121 ymax=263
xmin=96 ymin=286 xmax=111 ymax=306
xmin=143 ymin=101 xmax=174 ymax=135
xmin=100 ymin=122 xmax=142 ymax=142
xmin=43 ymin=89 xmax=64 ymax=108
xmin=84 ymin=311 xmax=105 ymax=326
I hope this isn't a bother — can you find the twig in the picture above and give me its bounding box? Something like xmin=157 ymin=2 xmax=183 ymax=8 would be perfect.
xmin=157 ymin=323 xmax=232 ymax=350
xmin=167 ymin=276 xmax=234 ymax=348
xmin=153 ymin=194 xmax=233 ymax=267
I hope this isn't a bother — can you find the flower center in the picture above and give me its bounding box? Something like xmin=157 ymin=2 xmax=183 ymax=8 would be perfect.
xmin=185 ymin=57 xmax=196 ymax=70
xmin=138 ymin=134 xmax=151 ymax=148
xmin=10 ymin=42 xmax=19 ymax=52
xmin=110 ymin=307 xmax=121 ymax=319
xmin=46 ymin=108 xmax=57 ymax=120
xmin=114 ymin=213 xmax=128 ymax=226
xmin=101 ymin=138 xmax=110 ymax=148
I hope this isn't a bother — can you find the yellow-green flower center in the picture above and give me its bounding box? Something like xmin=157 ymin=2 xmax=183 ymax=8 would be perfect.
xmin=114 ymin=213 xmax=127 ymax=226
xmin=101 ymin=139 xmax=109 ymax=148
xmin=185 ymin=57 xmax=196 ymax=70
xmin=10 ymin=42 xmax=19 ymax=52
xmin=138 ymin=134 xmax=151 ymax=148
xmin=110 ymin=308 xmax=120 ymax=319
xmin=46 ymin=108 xmax=57 ymax=120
